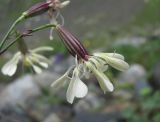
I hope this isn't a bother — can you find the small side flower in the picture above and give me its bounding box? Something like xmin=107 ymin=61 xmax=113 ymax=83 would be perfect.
xmin=1 ymin=46 xmax=53 ymax=76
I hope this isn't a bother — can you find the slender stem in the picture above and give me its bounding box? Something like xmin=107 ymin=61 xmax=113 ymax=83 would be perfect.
xmin=31 ymin=24 xmax=56 ymax=32
xmin=0 ymin=14 xmax=25 ymax=50
xmin=0 ymin=35 xmax=22 ymax=55
xmin=0 ymin=24 xmax=56 ymax=55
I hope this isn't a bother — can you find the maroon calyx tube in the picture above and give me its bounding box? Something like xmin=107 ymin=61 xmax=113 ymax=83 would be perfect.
xmin=56 ymin=25 xmax=89 ymax=61
xmin=25 ymin=1 xmax=52 ymax=18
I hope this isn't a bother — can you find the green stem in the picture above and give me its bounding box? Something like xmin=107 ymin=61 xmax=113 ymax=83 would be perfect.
xmin=31 ymin=24 xmax=56 ymax=32
xmin=0 ymin=24 xmax=56 ymax=55
xmin=0 ymin=14 xmax=26 ymax=50
xmin=0 ymin=35 xmax=22 ymax=55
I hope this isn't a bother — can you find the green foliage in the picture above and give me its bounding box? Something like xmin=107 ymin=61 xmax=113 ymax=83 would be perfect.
xmin=134 ymin=0 xmax=160 ymax=26
xmin=113 ymin=39 xmax=160 ymax=71
xmin=122 ymin=91 xmax=160 ymax=122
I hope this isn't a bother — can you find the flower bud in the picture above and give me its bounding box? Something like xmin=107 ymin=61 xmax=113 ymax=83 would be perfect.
xmin=24 ymin=1 xmax=51 ymax=18
xmin=56 ymin=25 xmax=88 ymax=60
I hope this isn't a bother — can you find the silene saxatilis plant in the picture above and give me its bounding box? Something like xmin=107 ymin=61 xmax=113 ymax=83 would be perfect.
xmin=0 ymin=0 xmax=129 ymax=104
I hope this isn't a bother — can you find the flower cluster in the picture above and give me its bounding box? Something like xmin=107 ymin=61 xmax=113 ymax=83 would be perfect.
xmin=1 ymin=1 xmax=129 ymax=104
xmin=24 ymin=0 xmax=70 ymax=18
xmin=51 ymin=25 xmax=129 ymax=104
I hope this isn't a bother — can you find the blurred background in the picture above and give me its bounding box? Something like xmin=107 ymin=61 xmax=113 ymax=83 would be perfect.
xmin=0 ymin=0 xmax=160 ymax=122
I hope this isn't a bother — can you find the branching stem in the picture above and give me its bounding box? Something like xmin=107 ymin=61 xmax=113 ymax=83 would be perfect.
xmin=0 ymin=24 xmax=56 ymax=55
xmin=0 ymin=14 xmax=26 ymax=50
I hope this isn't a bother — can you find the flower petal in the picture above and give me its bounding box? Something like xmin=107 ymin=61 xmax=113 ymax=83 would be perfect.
xmin=51 ymin=74 xmax=68 ymax=88
xmin=94 ymin=53 xmax=125 ymax=60
xmin=106 ymin=53 xmax=125 ymax=60
xmin=39 ymin=62 xmax=49 ymax=68
xmin=31 ymin=46 xmax=53 ymax=53
xmin=75 ymin=78 xmax=88 ymax=98
xmin=31 ymin=53 xmax=50 ymax=63
xmin=89 ymin=57 xmax=108 ymax=72
xmin=86 ymin=62 xmax=114 ymax=92
xmin=94 ymin=70 xmax=114 ymax=92
xmin=1 ymin=52 xmax=21 ymax=76
xmin=66 ymin=76 xmax=76 ymax=104
xmin=32 ymin=65 xmax=42 ymax=74
xmin=2 ymin=63 xmax=17 ymax=76
xmin=66 ymin=68 xmax=88 ymax=104
xmin=104 ymin=57 xmax=129 ymax=71
xmin=59 ymin=1 xmax=70 ymax=8
xmin=51 ymin=66 xmax=74 ymax=88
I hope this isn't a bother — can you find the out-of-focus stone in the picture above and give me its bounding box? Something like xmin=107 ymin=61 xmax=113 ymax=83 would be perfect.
xmin=74 ymin=92 xmax=105 ymax=113
xmin=50 ymin=55 xmax=74 ymax=74
xmin=118 ymin=64 xmax=146 ymax=83
xmin=0 ymin=75 xmax=41 ymax=107
xmin=33 ymin=71 xmax=60 ymax=89
xmin=118 ymin=64 xmax=150 ymax=98
xmin=43 ymin=113 xmax=61 ymax=122
xmin=0 ymin=105 xmax=30 ymax=122
xmin=115 ymin=36 xmax=146 ymax=47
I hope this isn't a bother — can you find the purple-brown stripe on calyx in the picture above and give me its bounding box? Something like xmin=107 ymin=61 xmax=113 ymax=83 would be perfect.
xmin=26 ymin=1 xmax=51 ymax=18
xmin=56 ymin=25 xmax=89 ymax=61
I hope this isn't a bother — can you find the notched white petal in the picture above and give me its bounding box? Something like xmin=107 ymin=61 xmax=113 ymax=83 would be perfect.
xmin=86 ymin=62 xmax=114 ymax=92
xmin=105 ymin=57 xmax=129 ymax=71
xmin=94 ymin=53 xmax=124 ymax=60
xmin=75 ymin=78 xmax=88 ymax=98
xmin=66 ymin=68 xmax=88 ymax=104
xmin=94 ymin=70 xmax=114 ymax=92
xmin=51 ymin=66 xmax=74 ymax=90
xmin=51 ymin=73 xmax=67 ymax=88
xmin=39 ymin=62 xmax=49 ymax=68
xmin=66 ymin=76 xmax=76 ymax=104
xmin=31 ymin=53 xmax=50 ymax=64
xmin=89 ymin=57 xmax=108 ymax=72
xmin=32 ymin=65 xmax=42 ymax=74
xmin=60 ymin=0 xmax=70 ymax=8
xmin=31 ymin=46 xmax=54 ymax=53
xmin=1 ymin=52 xmax=21 ymax=76
xmin=2 ymin=63 xmax=17 ymax=76
xmin=93 ymin=52 xmax=129 ymax=71
xmin=106 ymin=53 xmax=125 ymax=60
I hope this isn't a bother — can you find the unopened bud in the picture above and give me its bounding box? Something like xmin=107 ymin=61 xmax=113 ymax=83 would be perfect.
xmin=25 ymin=1 xmax=51 ymax=18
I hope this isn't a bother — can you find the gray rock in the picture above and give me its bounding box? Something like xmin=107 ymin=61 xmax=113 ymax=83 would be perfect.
xmin=33 ymin=71 xmax=60 ymax=89
xmin=118 ymin=64 xmax=150 ymax=98
xmin=43 ymin=113 xmax=61 ymax=122
xmin=0 ymin=105 xmax=31 ymax=122
xmin=50 ymin=55 xmax=74 ymax=74
xmin=74 ymin=92 xmax=105 ymax=113
xmin=33 ymin=71 xmax=67 ymax=98
xmin=0 ymin=75 xmax=41 ymax=107
xmin=118 ymin=64 xmax=146 ymax=83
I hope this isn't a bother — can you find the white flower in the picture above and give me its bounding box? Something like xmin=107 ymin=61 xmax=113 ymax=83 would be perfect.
xmin=53 ymin=25 xmax=129 ymax=103
xmin=51 ymin=52 xmax=129 ymax=104
xmin=1 ymin=46 xmax=53 ymax=76
xmin=51 ymin=66 xmax=88 ymax=104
